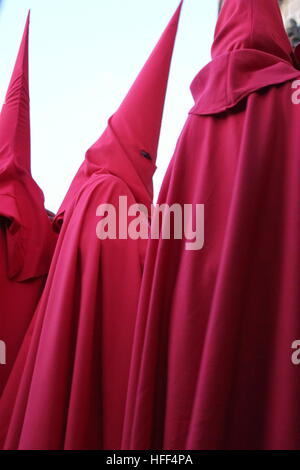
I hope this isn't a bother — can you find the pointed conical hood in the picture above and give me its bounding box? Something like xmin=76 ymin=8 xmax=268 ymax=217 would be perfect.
xmin=213 ymin=0 xmax=293 ymax=62
xmin=0 ymin=11 xmax=31 ymax=173
xmin=0 ymin=12 xmax=56 ymax=281
xmin=108 ymin=0 xmax=183 ymax=168
xmin=56 ymin=2 xmax=183 ymax=222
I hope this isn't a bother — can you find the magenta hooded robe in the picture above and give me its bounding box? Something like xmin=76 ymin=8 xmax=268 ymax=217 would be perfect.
xmin=122 ymin=0 xmax=300 ymax=450
xmin=0 ymin=3 xmax=183 ymax=450
xmin=0 ymin=13 xmax=56 ymax=397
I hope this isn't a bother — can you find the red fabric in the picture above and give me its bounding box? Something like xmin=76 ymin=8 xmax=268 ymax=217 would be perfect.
xmin=212 ymin=0 xmax=293 ymax=61
xmin=0 ymin=12 xmax=56 ymax=281
xmin=0 ymin=3 xmax=182 ymax=450
xmin=1 ymin=175 xmax=147 ymax=450
xmin=56 ymin=1 xmax=183 ymax=222
xmin=122 ymin=0 xmax=300 ymax=450
xmin=0 ymin=13 xmax=56 ymax=396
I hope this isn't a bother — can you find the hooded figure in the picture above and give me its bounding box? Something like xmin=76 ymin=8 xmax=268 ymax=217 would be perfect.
xmin=0 ymin=2 xmax=182 ymax=450
xmin=0 ymin=13 xmax=56 ymax=396
xmin=122 ymin=0 xmax=300 ymax=450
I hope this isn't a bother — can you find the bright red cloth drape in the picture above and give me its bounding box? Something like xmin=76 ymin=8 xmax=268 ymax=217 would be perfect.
xmin=1 ymin=174 xmax=147 ymax=449
xmin=0 ymin=13 xmax=57 ymax=396
xmin=0 ymin=2 xmax=183 ymax=449
xmin=122 ymin=0 xmax=300 ymax=450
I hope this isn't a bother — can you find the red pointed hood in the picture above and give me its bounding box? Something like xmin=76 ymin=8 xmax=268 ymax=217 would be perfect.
xmin=56 ymin=1 xmax=183 ymax=223
xmin=212 ymin=0 xmax=293 ymax=61
xmin=0 ymin=13 xmax=31 ymax=172
xmin=190 ymin=0 xmax=300 ymax=116
xmin=0 ymin=12 xmax=56 ymax=281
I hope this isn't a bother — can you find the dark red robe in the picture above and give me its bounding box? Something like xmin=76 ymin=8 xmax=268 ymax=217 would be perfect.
xmin=122 ymin=0 xmax=300 ymax=450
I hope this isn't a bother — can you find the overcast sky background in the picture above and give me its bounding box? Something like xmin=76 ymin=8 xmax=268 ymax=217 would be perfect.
xmin=0 ymin=0 xmax=217 ymax=211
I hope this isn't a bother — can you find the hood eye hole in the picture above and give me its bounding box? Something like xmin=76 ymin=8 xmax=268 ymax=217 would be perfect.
xmin=140 ymin=150 xmax=152 ymax=161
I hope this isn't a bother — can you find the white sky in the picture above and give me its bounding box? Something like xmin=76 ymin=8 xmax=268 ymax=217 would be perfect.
xmin=0 ymin=0 xmax=217 ymax=212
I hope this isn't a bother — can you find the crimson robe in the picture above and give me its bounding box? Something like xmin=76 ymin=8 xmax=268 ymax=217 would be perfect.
xmin=0 ymin=3 xmax=182 ymax=449
xmin=0 ymin=13 xmax=56 ymax=396
xmin=122 ymin=0 xmax=300 ymax=450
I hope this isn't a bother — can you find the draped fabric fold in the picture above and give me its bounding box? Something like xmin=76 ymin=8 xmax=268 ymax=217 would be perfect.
xmin=0 ymin=12 xmax=57 ymax=397
xmin=0 ymin=2 xmax=183 ymax=449
xmin=122 ymin=0 xmax=300 ymax=450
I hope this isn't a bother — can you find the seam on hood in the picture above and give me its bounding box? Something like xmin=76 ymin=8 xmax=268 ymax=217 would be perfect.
xmin=250 ymin=0 xmax=254 ymax=50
